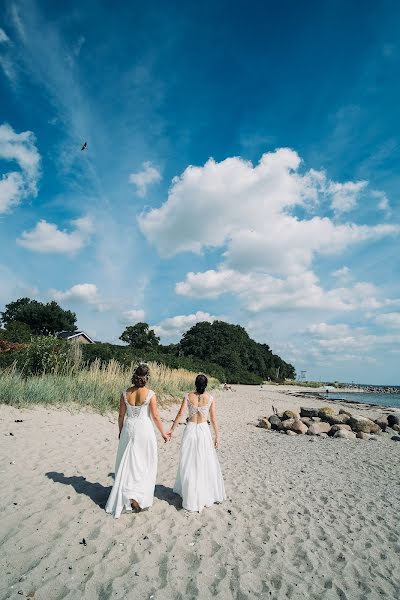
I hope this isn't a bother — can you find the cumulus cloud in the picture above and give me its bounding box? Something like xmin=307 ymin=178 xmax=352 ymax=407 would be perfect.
xmin=138 ymin=149 xmax=397 ymax=269
xmin=329 ymin=180 xmax=367 ymax=215
xmin=153 ymin=311 xmax=221 ymax=342
xmin=139 ymin=149 xmax=399 ymax=316
xmin=121 ymin=309 xmax=146 ymax=323
xmin=129 ymin=161 xmax=161 ymax=197
xmin=17 ymin=216 xmax=93 ymax=253
xmin=0 ymin=123 xmax=41 ymax=212
xmin=176 ymin=268 xmax=391 ymax=313
xmin=51 ymin=283 xmax=108 ymax=311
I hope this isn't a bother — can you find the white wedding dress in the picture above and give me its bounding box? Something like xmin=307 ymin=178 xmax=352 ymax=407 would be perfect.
xmin=105 ymin=389 xmax=157 ymax=518
xmin=174 ymin=393 xmax=226 ymax=512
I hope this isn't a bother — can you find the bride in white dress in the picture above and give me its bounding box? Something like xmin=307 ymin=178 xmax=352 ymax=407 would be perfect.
xmin=105 ymin=363 xmax=170 ymax=518
xmin=169 ymin=374 xmax=225 ymax=512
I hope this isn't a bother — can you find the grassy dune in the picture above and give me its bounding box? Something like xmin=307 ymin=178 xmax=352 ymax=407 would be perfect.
xmin=0 ymin=358 xmax=219 ymax=413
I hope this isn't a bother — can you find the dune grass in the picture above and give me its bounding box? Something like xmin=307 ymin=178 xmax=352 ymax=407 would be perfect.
xmin=0 ymin=357 xmax=219 ymax=413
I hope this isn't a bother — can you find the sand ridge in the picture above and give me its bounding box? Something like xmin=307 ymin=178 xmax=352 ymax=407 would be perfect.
xmin=1 ymin=385 xmax=399 ymax=599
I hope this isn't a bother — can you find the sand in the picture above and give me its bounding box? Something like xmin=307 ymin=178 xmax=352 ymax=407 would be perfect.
xmin=1 ymin=384 xmax=400 ymax=600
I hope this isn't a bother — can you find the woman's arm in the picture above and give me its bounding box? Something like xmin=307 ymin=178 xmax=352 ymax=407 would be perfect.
xmin=149 ymin=395 xmax=170 ymax=443
xmin=118 ymin=394 xmax=126 ymax=438
xmin=209 ymin=398 xmax=219 ymax=448
xmin=167 ymin=396 xmax=187 ymax=436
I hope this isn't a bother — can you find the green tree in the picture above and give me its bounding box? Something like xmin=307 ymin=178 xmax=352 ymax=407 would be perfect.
xmin=3 ymin=321 xmax=32 ymax=343
xmin=178 ymin=319 xmax=295 ymax=383
xmin=0 ymin=298 xmax=77 ymax=336
xmin=119 ymin=322 xmax=160 ymax=350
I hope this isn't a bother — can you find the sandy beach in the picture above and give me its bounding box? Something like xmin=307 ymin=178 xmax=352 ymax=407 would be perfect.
xmin=1 ymin=384 xmax=400 ymax=600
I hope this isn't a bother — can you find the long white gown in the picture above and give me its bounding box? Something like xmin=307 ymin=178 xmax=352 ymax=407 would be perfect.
xmin=174 ymin=394 xmax=226 ymax=512
xmin=105 ymin=389 xmax=157 ymax=518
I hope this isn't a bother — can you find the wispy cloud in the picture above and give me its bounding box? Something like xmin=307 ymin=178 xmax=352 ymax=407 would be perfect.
xmin=129 ymin=162 xmax=161 ymax=197
xmin=17 ymin=216 xmax=93 ymax=253
xmin=0 ymin=28 xmax=10 ymax=43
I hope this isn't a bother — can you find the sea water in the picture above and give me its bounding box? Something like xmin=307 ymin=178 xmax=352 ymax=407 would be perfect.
xmin=326 ymin=391 xmax=400 ymax=409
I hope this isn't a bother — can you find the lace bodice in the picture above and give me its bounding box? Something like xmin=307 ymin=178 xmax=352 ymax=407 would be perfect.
xmin=123 ymin=389 xmax=154 ymax=419
xmin=186 ymin=393 xmax=213 ymax=420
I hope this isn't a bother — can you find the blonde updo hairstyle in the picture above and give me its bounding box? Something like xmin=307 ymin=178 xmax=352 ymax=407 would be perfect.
xmin=132 ymin=363 xmax=150 ymax=388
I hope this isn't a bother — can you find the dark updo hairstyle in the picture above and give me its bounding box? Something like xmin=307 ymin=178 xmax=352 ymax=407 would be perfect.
xmin=132 ymin=363 xmax=150 ymax=388
xmin=195 ymin=373 xmax=208 ymax=394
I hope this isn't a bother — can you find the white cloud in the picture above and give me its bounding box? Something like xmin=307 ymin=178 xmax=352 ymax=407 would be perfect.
xmin=329 ymin=180 xmax=367 ymax=215
xmin=331 ymin=266 xmax=351 ymax=283
xmin=375 ymin=312 xmax=400 ymax=328
xmin=121 ymin=309 xmax=146 ymax=324
xmin=129 ymin=161 xmax=161 ymax=197
xmin=139 ymin=150 xmax=397 ymax=272
xmin=17 ymin=216 xmax=93 ymax=253
xmin=51 ymin=283 xmax=108 ymax=311
xmin=0 ymin=123 xmax=41 ymax=212
xmin=372 ymin=190 xmax=391 ymax=216
xmin=153 ymin=311 xmax=221 ymax=342
xmin=0 ymin=28 xmax=10 ymax=43
xmin=176 ymin=268 xmax=392 ymax=313
xmin=139 ymin=149 xmax=399 ymax=318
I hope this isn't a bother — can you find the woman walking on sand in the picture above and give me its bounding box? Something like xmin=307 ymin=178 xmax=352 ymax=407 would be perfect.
xmin=168 ymin=374 xmax=225 ymax=512
xmin=105 ymin=363 xmax=170 ymax=518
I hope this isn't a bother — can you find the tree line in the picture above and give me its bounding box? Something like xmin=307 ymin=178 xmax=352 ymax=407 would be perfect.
xmin=0 ymin=298 xmax=296 ymax=383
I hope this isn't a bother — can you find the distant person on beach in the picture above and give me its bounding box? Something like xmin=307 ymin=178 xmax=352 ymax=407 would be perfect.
xmin=168 ymin=374 xmax=226 ymax=512
xmin=105 ymin=363 xmax=170 ymax=518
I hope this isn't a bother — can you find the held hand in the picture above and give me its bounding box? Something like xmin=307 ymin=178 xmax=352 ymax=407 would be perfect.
xmin=166 ymin=429 xmax=173 ymax=438
xmin=214 ymin=437 xmax=219 ymax=449
xmin=162 ymin=432 xmax=171 ymax=443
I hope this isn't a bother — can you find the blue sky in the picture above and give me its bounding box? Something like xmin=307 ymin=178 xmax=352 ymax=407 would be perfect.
xmin=1 ymin=0 xmax=399 ymax=384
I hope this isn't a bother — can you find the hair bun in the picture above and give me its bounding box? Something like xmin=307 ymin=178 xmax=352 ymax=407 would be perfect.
xmin=132 ymin=363 xmax=150 ymax=387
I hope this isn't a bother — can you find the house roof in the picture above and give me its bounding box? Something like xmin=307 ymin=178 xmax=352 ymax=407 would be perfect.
xmin=57 ymin=331 xmax=95 ymax=343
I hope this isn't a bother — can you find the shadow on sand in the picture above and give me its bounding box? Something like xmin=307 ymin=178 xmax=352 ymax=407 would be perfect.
xmin=46 ymin=473 xmax=182 ymax=510
xmin=46 ymin=472 xmax=111 ymax=509
xmin=154 ymin=484 xmax=182 ymax=510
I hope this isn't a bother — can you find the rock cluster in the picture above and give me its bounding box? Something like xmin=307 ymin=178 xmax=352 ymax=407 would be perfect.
xmin=257 ymin=407 xmax=400 ymax=442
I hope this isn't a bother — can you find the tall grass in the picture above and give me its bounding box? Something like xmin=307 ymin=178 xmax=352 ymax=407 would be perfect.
xmin=0 ymin=357 xmax=219 ymax=413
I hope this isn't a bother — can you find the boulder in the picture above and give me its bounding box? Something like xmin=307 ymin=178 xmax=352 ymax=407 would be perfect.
xmin=374 ymin=416 xmax=388 ymax=431
xmin=300 ymin=407 xmax=319 ymax=418
xmin=286 ymin=430 xmax=297 ymax=436
xmin=289 ymin=420 xmax=308 ymax=435
xmin=311 ymin=417 xmax=322 ymax=422
xmin=348 ymin=416 xmax=382 ymax=434
xmin=324 ymin=414 xmax=351 ymax=426
xmin=339 ymin=409 xmax=352 ymax=417
xmin=393 ymin=424 xmax=400 ymax=433
xmin=269 ymin=415 xmax=283 ymax=430
xmin=307 ymin=422 xmax=331 ymax=436
xmin=281 ymin=418 xmax=296 ymax=430
xmin=334 ymin=429 xmax=356 ymax=440
xmin=282 ymin=410 xmax=299 ymax=421
xmin=257 ymin=418 xmax=271 ymax=430
xmin=300 ymin=417 xmax=313 ymax=427
xmin=356 ymin=431 xmax=371 ymax=440
xmin=388 ymin=414 xmax=400 ymax=428
xmin=328 ymin=424 xmax=352 ymax=436
xmin=391 ymin=435 xmax=400 ymax=442
xmin=318 ymin=407 xmax=337 ymax=420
